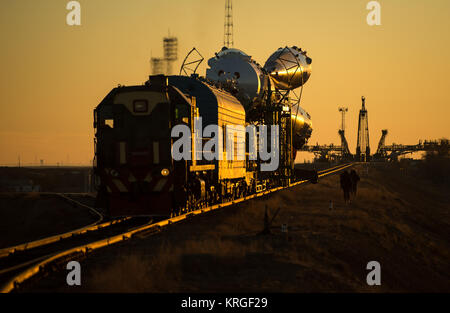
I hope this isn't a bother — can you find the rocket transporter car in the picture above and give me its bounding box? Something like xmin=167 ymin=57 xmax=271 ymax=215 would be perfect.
xmin=93 ymin=46 xmax=316 ymax=216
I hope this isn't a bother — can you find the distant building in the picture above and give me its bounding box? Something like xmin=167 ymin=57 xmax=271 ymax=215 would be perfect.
xmin=0 ymin=178 xmax=40 ymax=192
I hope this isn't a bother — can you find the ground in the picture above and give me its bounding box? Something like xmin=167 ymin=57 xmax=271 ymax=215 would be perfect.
xmin=19 ymin=163 xmax=450 ymax=292
xmin=0 ymin=193 xmax=97 ymax=248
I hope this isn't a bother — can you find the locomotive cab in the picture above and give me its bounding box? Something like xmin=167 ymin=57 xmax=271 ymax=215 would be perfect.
xmin=94 ymin=77 xmax=192 ymax=217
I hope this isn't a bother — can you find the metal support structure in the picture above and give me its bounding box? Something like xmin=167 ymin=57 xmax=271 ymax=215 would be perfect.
xmin=374 ymin=137 xmax=448 ymax=161
xmin=280 ymin=106 xmax=293 ymax=182
xmin=301 ymin=143 xmax=344 ymax=162
xmin=179 ymin=48 xmax=204 ymax=76
xmin=224 ymin=0 xmax=233 ymax=47
xmin=150 ymin=34 xmax=178 ymax=75
xmin=338 ymin=107 xmax=351 ymax=158
xmin=356 ymin=96 xmax=370 ymax=161
xmin=374 ymin=129 xmax=388 ymax=159
xmin=269 ymin=47 xmax=305 ymax=169
xmin=163 ymin=36 xmax=178 ymax=75
xmin=338 ymin=130 xmax=351 ymax=158
xmin=338 ymin=107 xmax=348 ymax=132
xmin=151 ymin=57 xmax=165 ymax=75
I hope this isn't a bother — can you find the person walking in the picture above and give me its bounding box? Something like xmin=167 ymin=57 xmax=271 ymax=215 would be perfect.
xmin=340 ymin=170 xmax=352 ymax=204
xmin=350 ymin=169 xmax=360 ymax=196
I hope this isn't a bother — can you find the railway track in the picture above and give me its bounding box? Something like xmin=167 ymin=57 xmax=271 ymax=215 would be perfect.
xmin=0 ymin=162 xmax=353 ymax=293
xmin=0 ymin=216 xmax=153 ymax=289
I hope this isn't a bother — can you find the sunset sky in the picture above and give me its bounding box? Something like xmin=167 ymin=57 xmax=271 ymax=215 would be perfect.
xmin=0 ymin=0 xmax=449 ymax=165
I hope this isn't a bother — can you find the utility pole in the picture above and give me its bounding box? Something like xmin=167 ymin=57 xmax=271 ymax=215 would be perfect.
xmin=224 ymin=0 xmax=234 ymax=47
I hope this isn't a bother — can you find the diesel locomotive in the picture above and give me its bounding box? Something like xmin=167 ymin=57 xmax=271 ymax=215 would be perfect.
xmin=93 ymin=46 xmax=314 ymax=217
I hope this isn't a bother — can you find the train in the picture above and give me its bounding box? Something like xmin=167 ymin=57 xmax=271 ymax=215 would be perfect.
xmin=93 ymin=46 xmax=314 ymax=217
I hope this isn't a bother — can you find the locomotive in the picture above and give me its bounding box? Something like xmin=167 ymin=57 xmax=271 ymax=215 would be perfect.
xmin=93 ymin=46 xmax=313 ymax=217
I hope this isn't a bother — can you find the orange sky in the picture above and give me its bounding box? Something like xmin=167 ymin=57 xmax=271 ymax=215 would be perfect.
xmin=0 ymin=0 xmax=449 ymax=165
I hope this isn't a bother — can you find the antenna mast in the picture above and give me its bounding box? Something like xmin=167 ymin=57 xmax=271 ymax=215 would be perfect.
xmin=224 ymin=0 xmax=233 ymax=47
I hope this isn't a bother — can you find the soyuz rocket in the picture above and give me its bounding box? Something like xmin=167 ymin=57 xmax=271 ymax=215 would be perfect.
xmin=205 ymin=46 xmax=313 ymax=150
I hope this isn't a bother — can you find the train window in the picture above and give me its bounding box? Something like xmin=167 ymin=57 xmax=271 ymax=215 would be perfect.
xmin=105 ymin=119 xmax=114 ymax=128
xmin=133 ymin=100 xmax=148 ymax=113
xmin=175 ymin=103 xmax=189 ymax=124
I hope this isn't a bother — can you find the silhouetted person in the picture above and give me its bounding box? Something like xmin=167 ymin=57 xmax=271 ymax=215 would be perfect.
xmin=340 ymin=170 xmax=352 ymax=204
xmin=350 ymin=169 xmax=360 ymax=196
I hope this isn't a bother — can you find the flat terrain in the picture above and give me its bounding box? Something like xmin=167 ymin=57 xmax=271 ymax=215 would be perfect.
xmin=0 ymin=193 xmax=97 ymax=248
xmin=0 ymin=167 xmax=92 ymax=193
xmin=21 ymin=163 xmax=450 ymax=292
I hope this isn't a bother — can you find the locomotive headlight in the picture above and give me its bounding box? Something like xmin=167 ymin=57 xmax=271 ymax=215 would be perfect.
xmin=161 ymin=168 xmax=170 ymax=176
xmin=133 ymin=100 xmax=148 ymax=113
